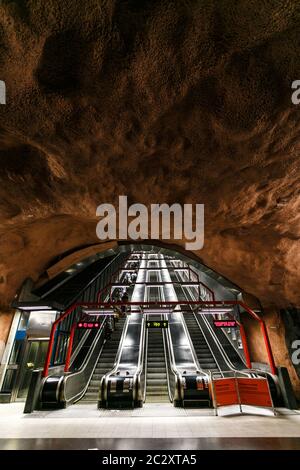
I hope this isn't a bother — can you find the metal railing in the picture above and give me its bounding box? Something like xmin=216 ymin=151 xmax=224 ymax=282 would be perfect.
xmin=43 ymin=253 xmax=127 ymax=377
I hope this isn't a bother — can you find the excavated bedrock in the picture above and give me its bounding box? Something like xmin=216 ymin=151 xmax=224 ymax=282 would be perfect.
xmin=0 ymin=0 xmax=300 ymax=311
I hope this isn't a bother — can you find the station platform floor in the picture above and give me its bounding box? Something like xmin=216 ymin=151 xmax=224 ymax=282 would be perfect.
xmin=0 ymin=403 xmax=300 ymax=450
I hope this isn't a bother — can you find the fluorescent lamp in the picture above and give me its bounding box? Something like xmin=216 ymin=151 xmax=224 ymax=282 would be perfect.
xmin=82 ymin=308 xmax=115 ymax=316
xmin=17 ymin=305 xmax=52 ymax=311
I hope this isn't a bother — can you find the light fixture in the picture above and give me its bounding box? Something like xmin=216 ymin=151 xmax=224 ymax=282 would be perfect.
xmin=82 ymin=308 xmax=115 ymax=316
xmin=197 ymin=307 xmax=234 ymax=313
xmin=12 ymin=301 xmax=64 ymax=311
xmin=17 ymin=305 xmax=53 ymax=311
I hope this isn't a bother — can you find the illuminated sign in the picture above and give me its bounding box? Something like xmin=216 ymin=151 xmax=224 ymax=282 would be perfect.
xmin=77 ymin=322 xmax=101 ymax=329
xmin=213 ymin=320 xmax=237 ymax=328
xmin=146 ymin=321 xmax=168 ymax=329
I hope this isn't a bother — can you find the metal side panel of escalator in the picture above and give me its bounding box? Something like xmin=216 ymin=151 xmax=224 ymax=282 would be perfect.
xmin=38 ymin=316 xmax=111 ymax=409
xmin=80 ymin=317 xmax=126 ymax=402
xmin=145 ymin=317 xmax=170 ymax=404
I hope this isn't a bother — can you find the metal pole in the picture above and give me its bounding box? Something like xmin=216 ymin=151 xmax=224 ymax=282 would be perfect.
xmin=64 ymin=322 xmax=77 ymax=373
xmin=235 ymin=370 xmax=242 ymax=414
xmin=260 ymin=321 xmax=277 ymax=375
xmin=42 ymin=304 xmax=77 ymax=377
xmin=42 ymin=322 xmax=57 ymax=377
xmin=239 ymin=323 xmax=252 ymax=369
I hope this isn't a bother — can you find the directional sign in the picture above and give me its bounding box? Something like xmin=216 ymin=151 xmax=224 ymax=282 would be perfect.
xmin=77 ymin=322 xmax=101 ymax=329
xmin=213 ymin=320 xmax=237 ymax=328
xmin=146 ymin=321 xmax=168 ymax=329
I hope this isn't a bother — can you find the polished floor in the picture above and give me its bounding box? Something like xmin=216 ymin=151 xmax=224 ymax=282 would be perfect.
xmin=1 ymin=437 xmax=300 ymax=450
xmin=0 ymin=403 xmax=300 ymax=449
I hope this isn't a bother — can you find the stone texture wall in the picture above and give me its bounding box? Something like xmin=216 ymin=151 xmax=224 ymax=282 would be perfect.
xmin=0 ymin=0 xmax=300 ymax=310
xmin=0 ymin=310 xmax=14 ymax=362
xmin=242 ymin=308 xmax=300 ymax=399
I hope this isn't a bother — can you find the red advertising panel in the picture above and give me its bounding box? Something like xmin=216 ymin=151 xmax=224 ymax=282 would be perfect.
xmin=237 ymin=378 xmax=272 ymax=407
xmin=213 ymin=378 xmax=239 ymax=406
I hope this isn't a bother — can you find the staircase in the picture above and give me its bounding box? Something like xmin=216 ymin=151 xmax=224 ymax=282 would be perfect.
xmin=146 ymin=324 xmax=169 ymax=403
xmin=184 ymin=313 xmax=219 ymax=372
xmin=80 ymin=317 xmax=126 ymax=402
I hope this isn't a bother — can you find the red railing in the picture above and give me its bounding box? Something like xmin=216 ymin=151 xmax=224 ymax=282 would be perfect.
xmin=43 ymin=298 xmax=276 ymax=377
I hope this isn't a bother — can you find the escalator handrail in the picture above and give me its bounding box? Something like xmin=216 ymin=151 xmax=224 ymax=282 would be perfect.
xmin=161 ymin=313 xmax=176 ymax=402
xmin=201 ymin=313 xmax=245 ymax=370
xmin=101 ymin=314 xmax=131 ymax=403
xmin=177 ymin=307 xmax=207 ymax=376
xmin=132 ymin=315 xmax=146 ymax=403
xmin=215 ymin=311 xmax=247 ymax=365
xmin=101 ymin=256 xmax=149 ymax=405
xmin=176 ymin=271 xmax=230 ymax=376
xmin=171 ymin=269 xmax=219 ymax=377
xmin=179 ymin=270 xmax=247 ymax=371
xmin=180 ymin=278 xmax=276 ymax=384
xmin=142 ymin=316 xmax=149 ymax=403
xmin=70 ymin=329 xmax=90 ymax=366
xmin=62 ymin=316 xmax=107 ymax=403
xmin=40 ymin=316 xmax=107 ymax=405
xmin=158 ymin=269 xmax=183 ymax=404
xmin=162 ymin=258 xmax=206 ymax=377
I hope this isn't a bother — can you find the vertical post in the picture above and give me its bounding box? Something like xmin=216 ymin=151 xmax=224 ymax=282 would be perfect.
xmin=238 ymin=301 xmax=277 ymax=376
xmin=260 ymin=321 xmax=276 ymax=375
xmin=234 ymin=370 xmax=243 ymax=414
xmin=43 ymin=304 xmax=78 ymax=377
xmin=239 ymin=323 xmax=252 ymax=369
xmin=64 ymin=322 xmax=77 ymax=373
xmin=210 ymin=371 xmax=218 ymax=416
xmin=43 ymin=323 xmax=57 ymax=377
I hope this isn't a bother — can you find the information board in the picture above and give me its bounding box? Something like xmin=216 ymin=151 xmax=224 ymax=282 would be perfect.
xmin=146 ymin=321 xmax=168 ymax=329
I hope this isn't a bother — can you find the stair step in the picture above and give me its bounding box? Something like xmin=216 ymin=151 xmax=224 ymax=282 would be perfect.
xmin=147 ymin=372 xmax=167 ymax=378
xmin=147 ymin=379 xmax=167 ymax=386
xmin=91 ymin=375 xmax=103 ymax=381
xmin=83 ymin=392 xmax=98 ymax=398
xmin=90 ymin=380 xmax=101 ymax=387
xmin=147 ymin=367 xmax=166 ymax=373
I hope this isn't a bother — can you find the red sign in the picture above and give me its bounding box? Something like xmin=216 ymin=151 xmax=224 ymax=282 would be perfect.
xmin=213 ymin=320 xmax=237 ymax=328
xmin=237 ymin=378 xmax=273 ymax=407
xmin=213 ymin=378 xmax=239 ymax=406
xmin=77 ymin=322 xmax=101 ymax=329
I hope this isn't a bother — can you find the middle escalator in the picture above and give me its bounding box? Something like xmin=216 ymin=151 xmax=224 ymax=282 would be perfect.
xmin=145 ymin=315 xmax=170 ymax=403
xmin=99 ymin=253 xmax=213 ymax=409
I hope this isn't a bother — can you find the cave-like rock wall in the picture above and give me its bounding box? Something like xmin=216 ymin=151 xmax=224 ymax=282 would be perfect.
xmin=0 ymin=0 xmax=300 ymax=311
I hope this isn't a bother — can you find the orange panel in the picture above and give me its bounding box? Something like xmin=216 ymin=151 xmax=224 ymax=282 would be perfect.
xmin=213 ymin=378 xmax=239 ymax=406
xmin=237 ymin=378 xmax=272 ymax=407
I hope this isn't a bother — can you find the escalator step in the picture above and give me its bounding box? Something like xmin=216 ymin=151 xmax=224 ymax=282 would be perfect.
xmin=147 ymin=367 xmax=166 ymax=373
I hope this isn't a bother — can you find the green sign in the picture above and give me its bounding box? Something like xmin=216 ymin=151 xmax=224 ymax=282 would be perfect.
xmin=146 ymin=320 xmax=168 ymax=329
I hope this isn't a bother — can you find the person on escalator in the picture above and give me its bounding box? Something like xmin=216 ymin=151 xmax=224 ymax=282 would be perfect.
xmin=105 ymin=316 xmax=114 ymax=340
xmin=121 ymin=289 xmax=129 ymax=315
xmin=130 ymin=271 xmax=137 ymax=284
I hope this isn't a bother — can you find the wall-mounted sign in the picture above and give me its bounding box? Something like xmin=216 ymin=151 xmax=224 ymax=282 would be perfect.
xmin=27 ymin=310 xmax=57 ymax=339
xmin=213 ymin=320 xmax=237 ymax=328
xmin=146 ymin=321 xmax=168 ymax=329
xmin=77 ymin=322 xmax=101 ymax=329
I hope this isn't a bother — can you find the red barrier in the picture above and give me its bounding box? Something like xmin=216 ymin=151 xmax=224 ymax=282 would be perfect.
xmin=237 ymin=378 xmax=273 ymax=408
xmin=213 ymin=378 xmax=239 ymax=407
xmin=212 ymin=376 xmax=273 ymax=412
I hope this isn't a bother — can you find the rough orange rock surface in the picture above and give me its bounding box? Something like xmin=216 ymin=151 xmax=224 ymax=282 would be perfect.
xmin=0 ymin=0 xmax=300 ymax=309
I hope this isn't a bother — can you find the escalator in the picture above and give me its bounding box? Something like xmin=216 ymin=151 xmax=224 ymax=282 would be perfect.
xmin=184 ymin=313 xmax=219 ymax=373
xmin=169 ymin=267 xmax=240 ymax=374
xmin=39 ymin=315 xmax=127 ymax=409
xmin=145 ymin=316 xmax=169 ymax=403
xmin=81 ymin=317 xmax=126 ymax=402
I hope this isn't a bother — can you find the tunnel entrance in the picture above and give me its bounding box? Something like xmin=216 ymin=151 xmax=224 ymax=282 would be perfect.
xmin=0 ymin=243 xmax=295 ymax=414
